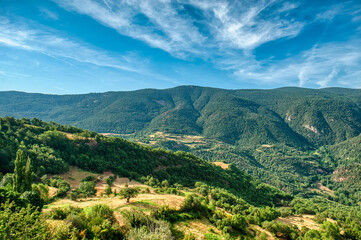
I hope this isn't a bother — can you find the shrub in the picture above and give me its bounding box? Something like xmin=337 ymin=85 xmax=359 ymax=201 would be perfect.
xmin=0 ymin=201 xmax=49 ymax=239
xmin=81 ymin=175 xmax=98 ymax=182
xmin=127 ymin=220 xmax=173 ymax=240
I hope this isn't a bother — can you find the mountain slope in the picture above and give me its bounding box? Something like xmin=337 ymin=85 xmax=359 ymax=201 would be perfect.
xmin=0 ymin=117 xmax=287 ymax=206
xmin=0 ymin=86 xmax=360 ymax=147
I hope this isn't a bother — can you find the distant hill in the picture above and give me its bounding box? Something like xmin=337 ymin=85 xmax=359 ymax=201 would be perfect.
xmin=0 ymin=86 xmax=361 ymax=147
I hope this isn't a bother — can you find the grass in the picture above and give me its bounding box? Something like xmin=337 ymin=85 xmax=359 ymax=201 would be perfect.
xmin=173 ymin=218 xmax=222 ymax=240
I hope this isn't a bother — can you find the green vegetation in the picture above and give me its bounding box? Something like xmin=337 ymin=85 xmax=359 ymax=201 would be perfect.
xmin=1 ymin=86 xmax=360 ymax=147
xmin=1 ymin=104 xmax=361 ymax=239
xmin=47 ymin=204 xmax=123 ymax=239
xmin=119 ymin=185 xmax=140 ymax=203
xmin=0 ymin=117 xmax=286 ymax=206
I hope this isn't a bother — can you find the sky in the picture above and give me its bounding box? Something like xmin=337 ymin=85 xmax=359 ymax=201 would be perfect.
xmin=0 ymin=0 xmax=361 ymax=94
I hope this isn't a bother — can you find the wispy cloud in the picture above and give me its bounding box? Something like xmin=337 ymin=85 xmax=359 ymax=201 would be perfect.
xmin=53 ymin=0 xmax=206 ymax=58
xmin=0 ymin=17 xmax=178 ymax=83
xmin=52 ymin=0 xmax=305 ymax=58
xmin=190 ymin=0 xmax=304 ymax=50
xmin=39 ymin=7 xmax=59 ymax=20
xmin=230 ymin=41 xmax=361 ymax=88
xmin=3 ymin=0 xmax=361 ymax=89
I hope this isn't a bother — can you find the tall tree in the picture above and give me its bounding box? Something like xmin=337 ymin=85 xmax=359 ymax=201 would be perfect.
xmin=24 ymin=156 xmax=32 ymax=192
xmin=13 ymin=149 xmax=25 ymax=193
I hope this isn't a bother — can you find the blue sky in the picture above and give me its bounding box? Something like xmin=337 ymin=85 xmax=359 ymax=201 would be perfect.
xmin=0 ymin=0 xmax=361 ymax=94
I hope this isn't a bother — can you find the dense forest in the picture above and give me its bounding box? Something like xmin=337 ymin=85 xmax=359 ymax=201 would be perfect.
xmin=0 ymin=86 xmax=360 ymax=148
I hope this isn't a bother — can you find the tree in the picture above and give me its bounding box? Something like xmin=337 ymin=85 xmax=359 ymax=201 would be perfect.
xmin=320 ymin=221 xmax=341 ymax=239
xmin=161 ymin=180 xmax=169 ymax=188
xmin=24 ymin=157 xmax=32 ymax=192
xmin=13 ymin=150 xmax=25 ymax=193
xmin=119 ymin=186 xmax=139 ymax=203
xmin=105 ymin=185 xmax=112 ymax=196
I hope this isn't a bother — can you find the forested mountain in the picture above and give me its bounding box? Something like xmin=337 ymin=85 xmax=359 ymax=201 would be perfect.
xmin=1 ymin=86 xmax=361 ymax=148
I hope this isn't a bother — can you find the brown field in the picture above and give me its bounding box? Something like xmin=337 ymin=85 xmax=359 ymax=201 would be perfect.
xmin=213 ymin=162 xmax=229 ymax=169
xmin=44 ymin=193 xmax=185 ymax=227
xmin=277 ymin=214 xmax=337 ymax=231
xmin=148 ymin=131 xmax=207 ymax=148
xmin=278 ymin=214 xmax=319 ymax=230
xmin=252 ymin=225 xmax=275 ymax=240
xmin=53 ymin=166 xmax=98 ymax=189
xmin=53 ymin=166 xmax=148 ymax=195
xmin=45 ymin=193 xmax=184 ymax=211
xmin=173 ymin=218 xmax=221 ymax=240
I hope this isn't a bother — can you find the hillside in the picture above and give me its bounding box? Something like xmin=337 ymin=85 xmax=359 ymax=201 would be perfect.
xmin=0 ymin=117 xmax=286 ymax=206
xmin=2 ymin=118 xmax=361 ymax=239
xmin=1 ymin=86 xmax=361 ymax=148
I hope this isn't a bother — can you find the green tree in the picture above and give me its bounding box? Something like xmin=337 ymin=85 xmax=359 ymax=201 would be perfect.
xmin=320 ymin=221 xmax=341 ymax=240
xmin=105 ymin=185 xmax=112 ymax=196
xmin=13 ymin=150 xmax=25 ymax=193
xmin=161 ymin=180 xmax=169 ymax=188
xmin=119 ymin=186 xmax=139 ymax=203
xmin=24 ymin=157 xmax=32 ymax=192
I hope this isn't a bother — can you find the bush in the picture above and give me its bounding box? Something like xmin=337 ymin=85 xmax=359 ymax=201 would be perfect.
xmin=76 ymin=181 xmax=96 ymax=197
xmin=20 ymin=191 xmax=44 ymax=209
xmin=0 ymin=201 xmax=49 ymax=239
xmin=51 ymin=221 xmax=71 ymax=240
xmin=151 ymin=206 xmax=180 ymax=222
xmin=81 ymin=175 xmax=98 ymax=182
xmin=66 ymin=214 xmax=84 ymax=230
xmin=0 ymin=174 xmax=13 ymax=188
xmin=262 ymin=220 xmax=299 ymax=240
xmin=127 ymin=220 xmax=173 ymax=240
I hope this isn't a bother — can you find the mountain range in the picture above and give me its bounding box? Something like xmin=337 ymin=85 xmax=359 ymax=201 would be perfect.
xmin=1 ymin=86 xmax=361 ymax=148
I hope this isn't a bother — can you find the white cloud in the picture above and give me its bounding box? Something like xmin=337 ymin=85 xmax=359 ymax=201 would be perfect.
xmin=0 ymin=17 xmax=178 ymax=83
xmin=39 ymin=7 xmax=59 ymax=20
xmin=4 ymin=0 xmax=360 ymax=89
xmin=317 ymin=67 xmax=339 ymax=88
xmin=53 ymin=0 xmax=304 ymax=56
xmin=229 ymin=41 xmax=361 ymax=88
xmin=53 ymin=0 xmax=206 ymax=58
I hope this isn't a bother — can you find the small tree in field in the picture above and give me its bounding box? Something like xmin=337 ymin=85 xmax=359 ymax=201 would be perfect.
xmin=119 ymin=186 xmax=139 ymax=203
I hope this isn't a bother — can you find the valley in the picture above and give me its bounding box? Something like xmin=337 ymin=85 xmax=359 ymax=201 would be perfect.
xmin=1 ymin=86 xmax=361 ymax=239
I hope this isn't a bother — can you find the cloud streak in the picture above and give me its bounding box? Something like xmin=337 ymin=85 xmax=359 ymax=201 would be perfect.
xmin=230 ymin=41 xmax=361 ymax=88
xmin=0 ymin=17 xmax=179 ymax=84
xmin=53 ymin=0 xmax=305 ymax=57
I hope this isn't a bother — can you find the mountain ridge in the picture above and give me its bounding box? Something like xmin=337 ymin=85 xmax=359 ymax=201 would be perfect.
xmin=1 ymin=86 xmax=361 ymax=148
